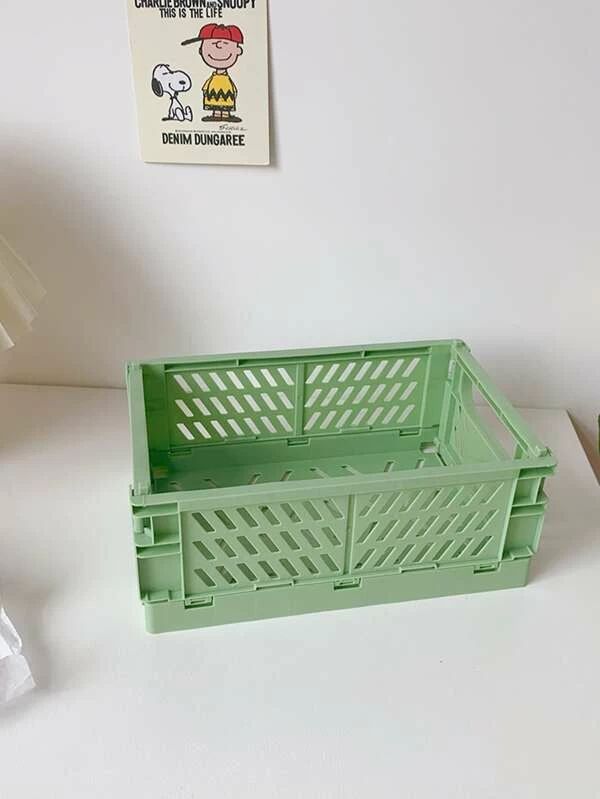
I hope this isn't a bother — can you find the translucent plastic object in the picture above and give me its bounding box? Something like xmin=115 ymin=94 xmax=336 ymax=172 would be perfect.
xmin=0 ymin=233 xmax=45 ymax=350
xmin=0 ymin=604 xmax=34 ymax=704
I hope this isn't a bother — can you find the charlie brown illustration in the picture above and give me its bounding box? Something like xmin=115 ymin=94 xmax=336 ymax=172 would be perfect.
xmin=182 ymin=24 xmax=244 ymax=123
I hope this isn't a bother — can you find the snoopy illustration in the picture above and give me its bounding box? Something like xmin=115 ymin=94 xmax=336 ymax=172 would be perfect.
xmin=151 ymin=64 xmax=193 ymax=122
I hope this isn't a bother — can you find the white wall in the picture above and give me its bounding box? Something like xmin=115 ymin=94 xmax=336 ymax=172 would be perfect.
xmin=1 ymin=0 xmax=599 ymax=468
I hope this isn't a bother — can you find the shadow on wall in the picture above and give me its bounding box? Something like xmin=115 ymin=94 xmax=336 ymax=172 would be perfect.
xmin=571 ymin=417 xmax=600 ymax=482
xmin=493 ymin=346 xmax=600 ymax=482
xmin=0 ymin=141 xmax=202 ymax=388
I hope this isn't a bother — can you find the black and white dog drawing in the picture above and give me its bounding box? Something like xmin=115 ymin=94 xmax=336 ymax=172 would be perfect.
xmin=151 ymin=64 xmax=193 ymax=122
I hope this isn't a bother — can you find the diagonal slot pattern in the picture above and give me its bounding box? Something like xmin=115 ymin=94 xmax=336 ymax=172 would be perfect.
xmin=168 ymin=364 xmax=296 ymax=445
xmin=351 ymin=480 xmax=512 ymax=573
xmin=182 ymin=496 xmax=349 ymax=595
xmin=168 ymin=352 xmax=427 ymax=446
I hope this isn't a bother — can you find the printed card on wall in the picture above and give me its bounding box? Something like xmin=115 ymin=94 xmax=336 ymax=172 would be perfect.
xmin=127 ymin=0 xmax=270 ymax=165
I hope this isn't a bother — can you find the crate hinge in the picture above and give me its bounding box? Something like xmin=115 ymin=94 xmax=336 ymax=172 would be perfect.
xmin=185 ymin=596 xmax=214 ymax=609
xmin=333 ymin=577 xmax=362 ymax=590
xmin=287 ymin=436 xmax=310 ymax=446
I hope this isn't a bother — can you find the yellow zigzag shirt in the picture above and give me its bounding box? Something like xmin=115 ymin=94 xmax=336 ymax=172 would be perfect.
xmin=202 ymin=72 xmax=237 ymax=111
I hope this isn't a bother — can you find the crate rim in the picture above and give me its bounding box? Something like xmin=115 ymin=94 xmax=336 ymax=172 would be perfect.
xmin=126 ymin=337 xmax=462 ymax=371
xmin=130 ymin=455 xmax=556 ymax=510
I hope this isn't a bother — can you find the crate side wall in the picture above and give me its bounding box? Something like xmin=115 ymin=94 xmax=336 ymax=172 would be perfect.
xmin=162 ymin=343 xmax=453 ymax=452
xmin=133 ymin=467 xmax=519 ymax=605
xmin=349 ymin=475 xmax=517 ymax=576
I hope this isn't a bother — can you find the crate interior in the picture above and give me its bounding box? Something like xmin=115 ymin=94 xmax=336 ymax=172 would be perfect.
xmin=151 ymin=430 xmax=445 ymax=493
xmin=138 ymin=342 xmax=510 ymax=495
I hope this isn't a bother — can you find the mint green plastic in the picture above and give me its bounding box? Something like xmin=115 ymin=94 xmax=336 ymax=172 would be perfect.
xmin=126 ymin=340 xmax=556 ymax=633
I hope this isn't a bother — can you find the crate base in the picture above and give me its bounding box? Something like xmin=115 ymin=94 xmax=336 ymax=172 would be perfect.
xmin=143 ymin=556 xmax=531 ymax=634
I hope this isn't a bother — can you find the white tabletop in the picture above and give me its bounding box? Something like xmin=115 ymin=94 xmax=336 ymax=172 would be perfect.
xmin=0 ymin=385 xmax=598 ymax=799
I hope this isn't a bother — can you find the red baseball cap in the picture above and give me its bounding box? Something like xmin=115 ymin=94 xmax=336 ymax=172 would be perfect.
xmin=181 ymin=24 xmax=244 ymax=46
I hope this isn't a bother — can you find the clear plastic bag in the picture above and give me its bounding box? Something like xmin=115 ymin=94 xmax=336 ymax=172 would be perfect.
xmin=0 ymin=604 xmax=34 ymax=704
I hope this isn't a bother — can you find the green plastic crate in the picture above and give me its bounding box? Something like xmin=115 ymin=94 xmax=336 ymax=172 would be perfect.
xmin=126 ymin=340 xmax=556 ymax=633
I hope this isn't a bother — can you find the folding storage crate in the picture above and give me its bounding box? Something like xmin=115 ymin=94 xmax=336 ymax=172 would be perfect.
xmin=127 ymin=340 xmax=556 ymax=633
